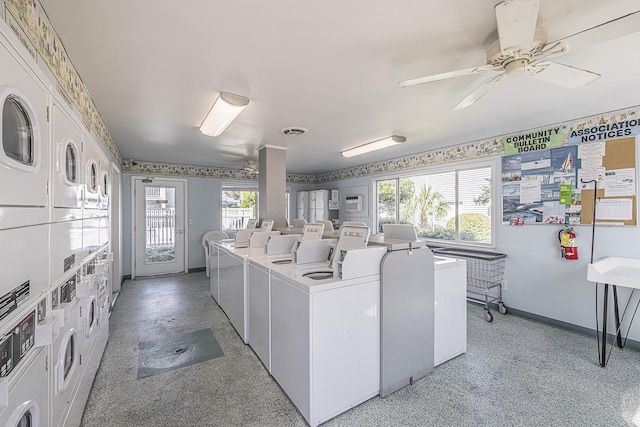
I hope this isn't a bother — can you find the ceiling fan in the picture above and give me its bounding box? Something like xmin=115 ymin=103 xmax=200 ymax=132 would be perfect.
xmin=399 ymin=0 xmax=640 ymax=110
xmin=243 ymin=160 xmax=258 ymax=173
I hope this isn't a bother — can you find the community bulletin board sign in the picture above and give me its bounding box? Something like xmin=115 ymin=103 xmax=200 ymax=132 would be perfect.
xmin=502 ymin=114 xmax=640 ymax=226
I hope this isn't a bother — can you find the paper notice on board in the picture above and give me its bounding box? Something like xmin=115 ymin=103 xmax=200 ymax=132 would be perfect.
xmin=542 ymin=201 xmax=566 ymax=224
xmin=604 ymin=168 xmax=636 ymax=197
xmin=595 ymin=198 xmax=633 ymax=220
xmin=580 ymin=155 xmax=603 ymax=169
xmin=519 ymin=181 xmax=541 ymax=204
xmin=578 ymin=141 xmax=606 ymax=158
xmin=578 ymin=167 xmax=605 ymax=189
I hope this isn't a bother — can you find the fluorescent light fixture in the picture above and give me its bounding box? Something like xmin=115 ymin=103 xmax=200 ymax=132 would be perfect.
xmin=341 ymin=135 xmax=406 ymax=158
xmin=200 ymin=92 xmax=250 ymax=137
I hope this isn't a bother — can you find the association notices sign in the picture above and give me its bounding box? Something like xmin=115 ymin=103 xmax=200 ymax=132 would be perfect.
xmin=503 ymin=127 xmax=563 ymax=155
xmin=567 ymin=118 xmax=640 ymax=144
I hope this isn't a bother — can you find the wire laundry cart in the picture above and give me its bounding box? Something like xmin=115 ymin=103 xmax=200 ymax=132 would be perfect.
xmin=433 ymin=248 xmax=507 ymax=322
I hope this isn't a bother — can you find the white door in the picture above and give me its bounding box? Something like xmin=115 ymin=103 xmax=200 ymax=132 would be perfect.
xmin=133 ymin=178 xmax=186 ymax=278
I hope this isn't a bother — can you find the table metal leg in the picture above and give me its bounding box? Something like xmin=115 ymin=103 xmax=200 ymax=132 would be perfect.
xmin=612 ymin=285 xmax=624 ymax=348
xmin=601 ymin=283 xmax=608 ymax=367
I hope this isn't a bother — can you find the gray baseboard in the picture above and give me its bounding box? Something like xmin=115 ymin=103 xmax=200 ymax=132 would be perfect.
xmin=121 ymin=268 xmax=204 ymax=284
xmin=475 ymin=299 xmax=640 ymax=352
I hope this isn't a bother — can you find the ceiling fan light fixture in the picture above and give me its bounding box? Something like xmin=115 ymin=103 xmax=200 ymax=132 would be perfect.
xmin=200 ymin=92 xmax=250 ymax=137
xmin=341 ymin=135 xmax=406 ymax=158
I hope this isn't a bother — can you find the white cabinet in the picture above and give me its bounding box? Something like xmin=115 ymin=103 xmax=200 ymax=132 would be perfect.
xmin=209 ymin=242 xmax=220 ymax=302
xmin=218 ymin=247 xmax=248 ymax=342
xmin=247 ymin=260 xmax=271 ymax=371
xmin=434 ymin=257 xmax=467 ymax=366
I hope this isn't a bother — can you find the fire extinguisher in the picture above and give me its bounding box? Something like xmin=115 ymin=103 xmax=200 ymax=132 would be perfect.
xmin=558 ymin=226 xmax=578 ymax=260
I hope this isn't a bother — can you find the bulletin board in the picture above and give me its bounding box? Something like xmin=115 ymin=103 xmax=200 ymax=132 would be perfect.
xmin=502 ymin=135 xmax=637 ymax=226
xmin=580 ymin=137 xmax=636 ymax=226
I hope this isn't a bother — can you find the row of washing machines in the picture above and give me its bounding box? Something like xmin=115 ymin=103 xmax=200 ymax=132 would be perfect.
xmin=0 ymin=21 xmax=115 ymax=427
xmin=0 ymin=240 xmax=112 ymax=427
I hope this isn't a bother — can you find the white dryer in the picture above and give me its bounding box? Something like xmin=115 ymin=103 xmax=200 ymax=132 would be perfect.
xmin=0 ymin=34 xmax=50 ymax=231
xmin=50 ymin=219 xmax=83 ymax=285
xmin=0 ymin=301 xmax=50 ymax=427
xmin=98 ymin=153 xmax=110 ymax=213
xmin=82 ymin=134 xmax=101 ymax=216
xmin=50 ymin=96 xmax=84 ymax=223
xmin=82 ymin=217 xmax=101 ymax=262
xmin=0 ymin=224 xmax=49 ymax=331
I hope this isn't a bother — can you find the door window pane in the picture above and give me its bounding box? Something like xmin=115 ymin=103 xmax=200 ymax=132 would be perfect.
xmin=145 ymin=186 xmax=176 ymax=263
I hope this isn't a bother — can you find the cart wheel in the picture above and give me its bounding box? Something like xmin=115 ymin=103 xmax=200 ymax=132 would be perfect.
xmin=484 ymin=310 xmax=493 ymax=322
xmin=499 ymin=303 xmax=508 ymax=315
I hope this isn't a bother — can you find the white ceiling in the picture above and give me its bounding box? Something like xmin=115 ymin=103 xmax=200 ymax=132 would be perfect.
xmin=39 ymin=0 xmax=640 ymax=175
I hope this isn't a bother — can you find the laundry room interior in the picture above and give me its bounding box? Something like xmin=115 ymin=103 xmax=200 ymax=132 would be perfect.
xmin=1 ymin=0 xmax=640 ymax=426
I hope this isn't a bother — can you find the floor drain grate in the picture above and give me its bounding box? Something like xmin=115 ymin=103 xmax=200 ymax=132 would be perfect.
xmin=137 ymin=329 xmax=224 ymax=379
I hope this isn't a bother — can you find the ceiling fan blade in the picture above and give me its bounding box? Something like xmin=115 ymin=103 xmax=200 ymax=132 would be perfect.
xmin=553 ymin=11 xmax=640 ymax=54
xmin=529 ymin=61 xmax=600 ymax=89
xmin=495 ymin=0 xmax=540 ymax=54
xmin=399 ymin=64 xmax=502 ymax=87
xmin=452 ymin=73 xmax=505 ymax=111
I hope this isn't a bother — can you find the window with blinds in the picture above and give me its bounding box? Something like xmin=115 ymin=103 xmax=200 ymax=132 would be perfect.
xmin=375 ymin=162 xmax=494 ymax=245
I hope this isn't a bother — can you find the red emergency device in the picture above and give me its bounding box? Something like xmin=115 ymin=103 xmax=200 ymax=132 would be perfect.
xmin=558 ymin=227 xmax=578 ymax=260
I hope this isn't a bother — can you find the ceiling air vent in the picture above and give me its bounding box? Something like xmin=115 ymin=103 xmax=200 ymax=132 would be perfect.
xmin=280 ymin=127 xmax=308 ymax=136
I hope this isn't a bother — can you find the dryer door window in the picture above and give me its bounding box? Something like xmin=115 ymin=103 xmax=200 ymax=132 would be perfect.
xmin=101 ymin=171 xmax=108 ymax=197
xmin=65 ymin=142 xmax=78 ymax=183
xmin=16 ymin=410 xmax=32 ymax=427
xmin=88 ymin=161 xmax=98 ymax=192
xmin=63 ymin=333 xmax=76 ymax=379
xmin=7 ymin=399 xmax=40 ymax=427
xmin=2 ymin=95 xmax=33 ymax=166
xmin=86 ymin=298 xmax=97 ymax=335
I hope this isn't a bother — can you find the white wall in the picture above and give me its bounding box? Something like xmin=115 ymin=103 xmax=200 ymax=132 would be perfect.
xmin=317 ymin=153 xmax=640 ymax=343
xmin=316 ymin=176 xmax=373 ymax=228
xmin=122 ymin=174 xmax=317 ymax=275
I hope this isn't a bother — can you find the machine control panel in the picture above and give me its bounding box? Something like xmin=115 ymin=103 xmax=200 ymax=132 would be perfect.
xmin=0 ymin=309 xmax=36 ymax=378
xmin=0 ymin=280 xmax=30 ymax=322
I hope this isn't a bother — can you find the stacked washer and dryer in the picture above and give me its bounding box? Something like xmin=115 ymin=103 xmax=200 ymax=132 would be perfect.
xmin=0 ymin=18 xmax=114 ymax=427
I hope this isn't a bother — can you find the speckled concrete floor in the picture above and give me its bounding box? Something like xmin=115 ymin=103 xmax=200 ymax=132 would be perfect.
xmin=80 ymin=272 xmax=640 ymax=426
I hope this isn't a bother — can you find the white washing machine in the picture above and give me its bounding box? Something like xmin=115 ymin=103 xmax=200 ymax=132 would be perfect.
xmin=0 ymin=347 xmax=48 ymax=427
xmin=77 ymin=267 xmax=99 ymax=363
xmin=67 ymin=264 xmax=100 ymax=427
xmin=0 ymin=224 xmax=49 ymax=331
xmin=0 ymin=33 xmax=50 ymax=231
xmin=50 ymin=273 xmax=82 ymax=427
xmin=94 ymin=270 xmax=110 ymax=361
xmin=50 ymin=219 xmax=84 ymax=286
xmin=0 ymin=295 xmax=53 ymax=427
xmin=82 ymin=134 xmax=101 ymax=216
xmin=268 ymin=246 xmax=386 ymax=427
xmin=50 ymin=96 xmax=84 ymax=223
